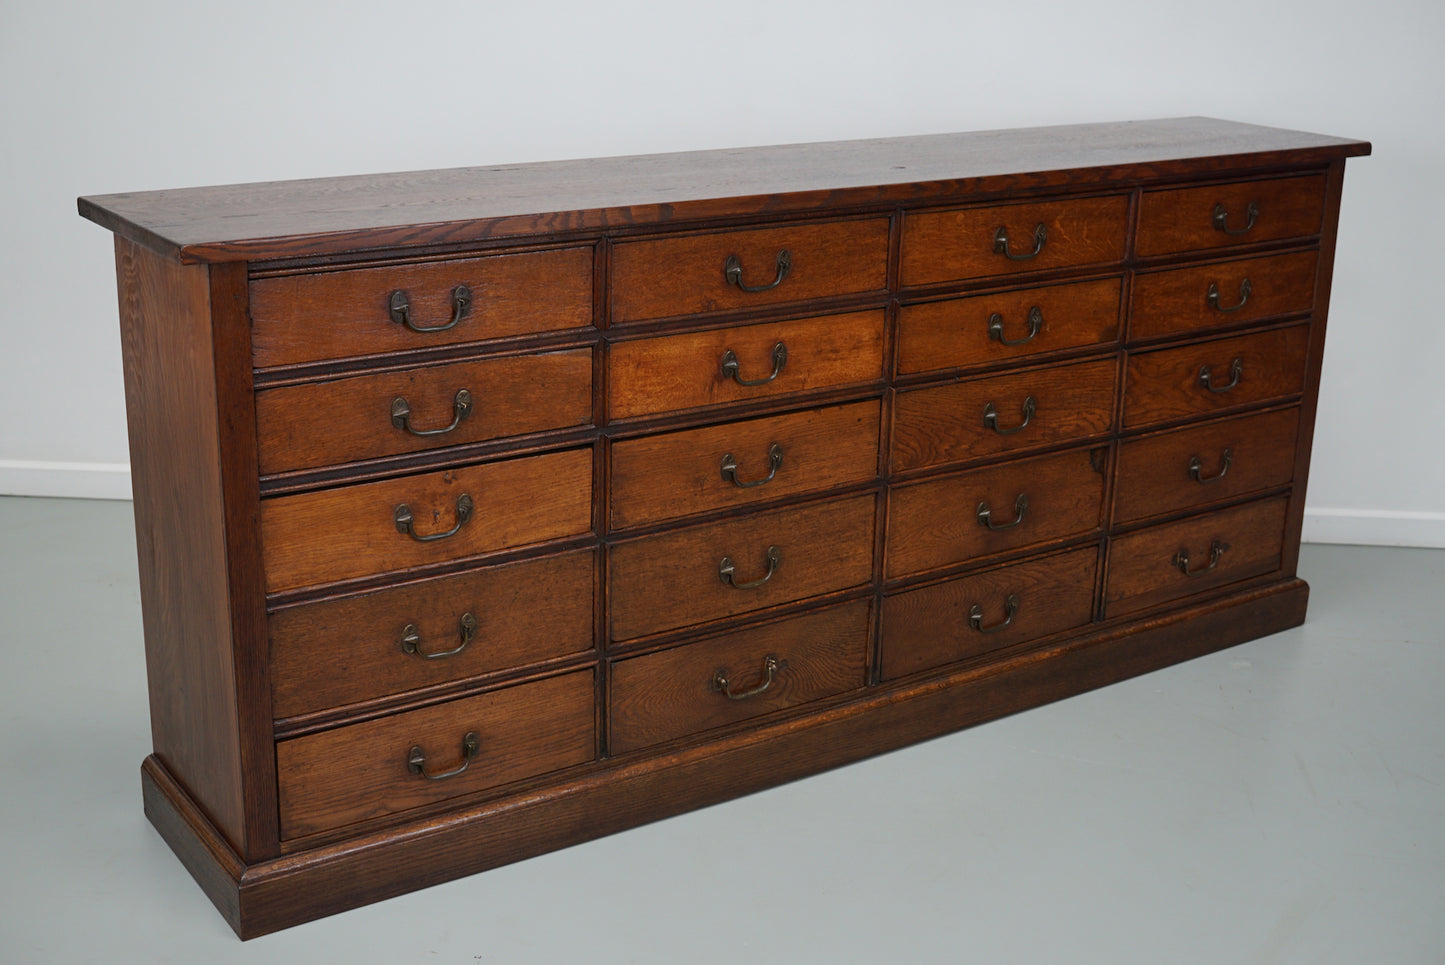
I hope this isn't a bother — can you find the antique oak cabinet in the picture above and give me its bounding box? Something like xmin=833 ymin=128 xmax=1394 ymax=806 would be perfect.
xmin=79 ymin=117 xmax=1368 ymax=937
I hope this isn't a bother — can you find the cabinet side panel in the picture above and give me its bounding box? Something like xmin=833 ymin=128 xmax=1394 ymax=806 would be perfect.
xmin=115 ymin=236 xmax=245 ymax=851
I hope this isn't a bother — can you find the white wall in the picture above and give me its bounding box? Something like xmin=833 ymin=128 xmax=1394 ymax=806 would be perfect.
xmin=2 ymin=0 xmax=1440 ymax=544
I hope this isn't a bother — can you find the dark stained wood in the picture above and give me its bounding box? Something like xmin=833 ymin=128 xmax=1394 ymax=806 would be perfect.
xmin=891 ymin=358 xmax=1117 ymax=472
xmin=611 ymin=218 xmax=889 ymax=322
xmin=886 ymin=447 xmax=1107 ymax=579
xmin=1136 ymin=173 xmax=1326 ymax=256
xmin=608 ymin=310 xmax=885 ymax=419
xmin=270 ymin=548 xmax=596 ymax=719
xmin=609 ymin=600 xmax=871 ymax=754
xmin=1129 ymin=250 xmax=1317 ymax=340
xmin=610 ymin=400 xmax=880 ymax=530
xmin=253 ymin=348 xmax=593 ymax=473
xmin=250 ymin=246 xmax=594 ymax=367
xmin=276 ymin=669 xmax=596 ymax=839
xmin=896 ymin=276 xmax=1122 ymax=375
xmin=260 ymin=448 xmax=593 ymax=592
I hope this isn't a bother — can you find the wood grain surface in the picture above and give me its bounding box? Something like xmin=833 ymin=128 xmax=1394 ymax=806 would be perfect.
xmin=1129 ymin=250 xmax=1317 ymax=340
xmin=1136 ymin=173 xmax=1326 ymax=256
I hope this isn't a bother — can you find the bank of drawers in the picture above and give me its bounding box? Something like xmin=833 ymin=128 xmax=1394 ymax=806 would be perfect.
xmin=257 ymin=171 xmax=1324 ymax=842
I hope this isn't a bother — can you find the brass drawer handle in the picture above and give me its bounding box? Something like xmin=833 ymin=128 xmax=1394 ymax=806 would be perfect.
xmin=391 ymin=388 xmax=472 ymax=437
xmin=1188 ymin=448 xmax=1233 ymax=484
xmin=394 ymin=493 xmax=474 ymax=542
xmin=721 ymin=443 xmax=784 ymax=488
xmin=389 ymin=284 xmax=472 ymax=333
xmin=1212 ymin=200 xmax=1259 ymax=236
xmin=1198 ymin=358 xmax=1244 ymax=394
xmin=720 ymin=341 xmax=787 ymax=387
xmin=969 ymin=593 xmax=1019 ymax=634
xmin=983 ymin=395 xmax=1036 ymax=434
xmin=719 ymin=545 xmax=781 ymax=589
xmin=1206 ymin=278 xmax=1252 ymax=313
xmin=977 ymin=493 xmax=1029 ymax=531
xmin=988 ymin=306 xmax=1043 ymax=346
xmin=401 ymin=612 xmax=478 ymax=659
xmin=712 ymin=654 xmax=781 ymax=700
xmin=1174 ymin=540 xmax=1228 ymax=577
xmin=993 ymin=223 xmax=1047 ymax=261
xmin=724 ymin=249 xmax=792 ymax=292
xmin=406 ymin=731 xmax=480 ymax=781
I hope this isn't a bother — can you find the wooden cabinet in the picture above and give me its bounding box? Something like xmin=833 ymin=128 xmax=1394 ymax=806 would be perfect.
xmin=78 ymin=117 xmax=1368 ymax=939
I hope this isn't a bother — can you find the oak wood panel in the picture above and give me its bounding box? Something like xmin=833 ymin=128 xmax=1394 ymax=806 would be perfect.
xmin=276 ymin=670 xmax=595 ymax=838
xmin=609 ymin=600 xmax=871 ymax=754
xmin=608 ymin=310 xmax=885 ymax=419
xmin=611 ymin=219 xmax=889 ymax=322
xmin=886 ymin=447 xmax=1107 ymax=579
xmin=891 ymin=358 xmax=1117 ymax=472
xmin=249 ymin=247 xmax=593 ymax=367
xmin=270 ymin=548 xmax=596 ymax=719
xmin=1114 ymin=408 xmax=1300 ymax=524
xmin=1137 ymin=174 xmax=1326 ymax=256
xmin=254 ymin=349 xmax=593 ymax=474
xmin=610 ymin=400 xmax=880 ymax=530
xmin=609 ymin=495 xmax=876 ymax=641
xmin=900 ymin=195 xmax=1129 ymax=286
xmin=260 ymin=448 xmax=593 ymax=592
xmin=880 ymin=546 xmax=1098 ymax=680
xmin=897 ymin=276 xmax=1122 ymax=374
xmin=1129 ymin=250 xmax=1317 ymax=340
xmin=1104 ymin=496 xmax=1289 ymax=617
xmin=1123 ymin=325 xmax=1311 ymax=428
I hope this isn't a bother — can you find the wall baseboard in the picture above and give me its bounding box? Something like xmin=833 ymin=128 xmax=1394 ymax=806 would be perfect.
xmin=0 ymin=460 xmax=133 ymax=501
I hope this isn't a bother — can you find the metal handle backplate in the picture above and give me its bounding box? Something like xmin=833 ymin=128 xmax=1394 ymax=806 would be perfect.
xmin=394 ymin=493 xmax=474 ymax=542
xmin=988 ymin=306 xmax=1043 ymax=346
xmin=977 ymin=493 xmax=1029 ymax=531
xmin=401 ymin=612 xmax=478 ymax=659
xmin=720 ymin=342 xmax=787 ymax=387
xmin=389 ymin=285 xmax=472 ymax=333
xmin=712 ymin=654 xmax=781 ymax=700
xmin=406 ymin=731 xmax=480 ymax=780
xmin=983 ymin=396 xmax=1037 ymax=434
xmin=1174 ymin=540 xmax=1228 ymax=577
xmin=719 ymin=545 xmax=781 ymax=589
xmin=721 ymin=443 xmax=784 ymax=488
xmin=1188 ymin=448 xmax=1233 ymax=484
xmin=391 ymin=388 xmax=472 ymax=437
xmin=1207 ymin=278 xmax=1253 ymax=313
xmin=993 ymin=223 xmax=1048 ymax=261
xmin=969 ymin=594 xmax=1020 ymax=634
xmin=1212 ymin=201 xmax=1259 ymax=236
xmin=1199 ymin=358 xmax=1244 ymax=394
xmin=724 ymin=250 xmax=792 ymax=292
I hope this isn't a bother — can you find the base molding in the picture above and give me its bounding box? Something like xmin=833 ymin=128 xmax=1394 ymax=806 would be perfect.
xmin=141 ymin=578 xmax=1309 ymax=939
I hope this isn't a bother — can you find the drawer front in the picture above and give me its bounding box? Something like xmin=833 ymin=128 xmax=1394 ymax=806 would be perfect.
xmin=255 ymin=349 xmax=593 ymax=475
xmin=609 ymin=494 xmax=875 ymax=641
xmin=610 ymin=218 xmax=889 ymax=323
xmin=1105 ymin=496 xmax=1289 ymax=617
xmin=891 ymin=358 xmax=1117 ymax=472
xmin=609 ymin=310 xmax=885 ymax=419
xmin=611 ymin=400 xmax=881 ymax=530
xmin=609 ymin=600 xmax=870 ymax=754
xmin=276 ymin=669 xmax=595 ymax=838
xmin=901 ymin=195 xmax=1128 ymax=286
xmin=1114 ymin=408 xmax=1300 ymax=524
xmin=1130 ymin=250 xmax=1317 ymax=341
xmin=897 ymin=276 xmax=1122 ymax=375
xmin=887 ymin=447 xmax=1106 ymax=579
xmin=270 ymin=548 xmax=596 ymax=719
xmin=1123 ymin=324 xmax=1311 ymax=429
xmin=1137 ymin=174 xmax=1326 ymax=257
xmin=251 ymin=246 xmax=594 ymax=368
xmin=261 ymin=448 xmax=593 ymax=593
xmin=881 ymin=546 xmax=1098 ymax=681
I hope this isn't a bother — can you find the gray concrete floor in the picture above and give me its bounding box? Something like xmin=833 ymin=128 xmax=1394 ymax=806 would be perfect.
xmin=0 ymin=495 xmax=1441 ymax=963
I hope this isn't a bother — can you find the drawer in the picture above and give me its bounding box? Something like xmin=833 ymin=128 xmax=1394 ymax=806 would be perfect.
xmin=609 ymin=309 xmax=885 ymax=420
xmin=897 ymin=276 xmax=1122 ymax=375
xmin=1137 ymin=174 xmax=1326 ymax=257
xmin=611 ymin=400 xmax=880 ymax=530
xmin=881 ymin=545 xmax=1097 ymax=681
xmin=276 ymin=669 xmax=595 ymax=838
xmin=255 ymin=349 xmax=593 ymax=475
xmin=610 ymin=218 xmax=889 ymax=323
xmin=887 ymin=447 xmax=1106 ymax=580
xmin=1123 ymin=324 xmax=1311 ymax=429
xmin=609 ymin=494 xmax=875 ymax=641
xmin=1105 ymin=496 xmax=1289 ymax=618
xmin=891 ymin=358 xmax=1117 ymax=472
xmin=261 ymin=447 xmax=593 ymax=593
xmin=270 ymin=548 xmax=596 ymax=719
xmin=1114 ymin=408 xmax=1300 ymax=524
xmin=900 ymin=195 xmax=1128 ymax=287
xmin=251 ymin=246 xmax=594 ymax=368
xmin=609 ymin=600 xmax=870 ymax=754
xmin=1130 ymin=251 xmax=1317 ymax=341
